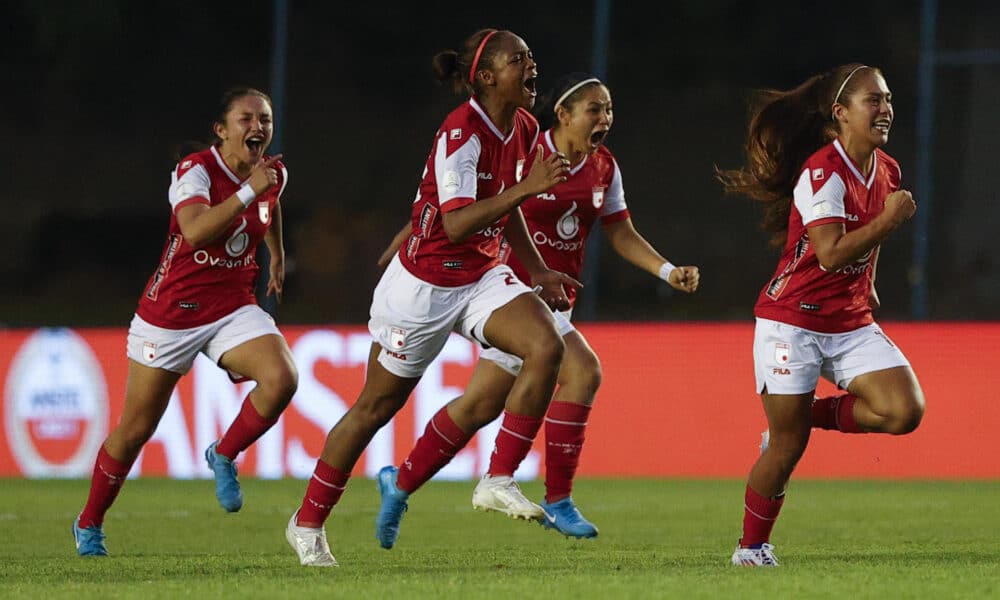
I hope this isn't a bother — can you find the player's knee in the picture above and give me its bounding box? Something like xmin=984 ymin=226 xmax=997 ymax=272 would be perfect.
xmin=353 ymin=392 xmax=408 ymax=429
xmin=887 ymin=396 xmax=925 ymax=434
xmin=118 ymin=421 xmax=157 ymax=454
xmin=523 ymin=329 xmax=565 ymax=367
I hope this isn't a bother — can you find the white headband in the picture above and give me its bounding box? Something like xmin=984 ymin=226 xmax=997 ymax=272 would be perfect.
xmin=554 ymin=78 xmax=602 ymax=112
xmin=833 ymin=65 xmax=870 ymax=105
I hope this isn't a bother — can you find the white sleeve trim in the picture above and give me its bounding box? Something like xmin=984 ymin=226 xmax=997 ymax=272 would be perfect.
xmin=169 ymin=163 xmax=211 ymax=211
xmin=436 ymin=132 xmax=481 ymax=207
xmin=600 ymin=159 xmax=627 ymax=217
xmin=793 ymin=169 xmax=846 ymax=225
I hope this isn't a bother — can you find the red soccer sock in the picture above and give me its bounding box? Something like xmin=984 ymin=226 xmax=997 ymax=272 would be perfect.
xmin=740 ymin=484 xmax=785 ymax=547
xmin=544 ymin=401 xmax=591 ymax=503
xmin=296 ymin=459 xmax=350 ymax=527
xmin=397 ymin=406 xmax=474 ymax=494
xmin=78 ymin=445 xmax=133 ymax=528
xmin=215 ymin=395 xmax=280 ymax=460
xmin=812 ymin=394 xmax=862 ymax=433
xmin=487 ymin=411 xmax=543 ymax=477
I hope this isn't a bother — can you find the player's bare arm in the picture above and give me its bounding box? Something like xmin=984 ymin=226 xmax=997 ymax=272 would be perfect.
xmin=809 ymin=190 xmax=914 ymax=271
xmin=441 ymin=146 xmax=569 ymax=243
xmin=176 ymin=155 xmax=283 ymax=248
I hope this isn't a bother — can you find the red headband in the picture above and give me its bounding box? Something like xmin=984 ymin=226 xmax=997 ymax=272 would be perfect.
xmin=468 ymin=30 xmax=499 ymax=84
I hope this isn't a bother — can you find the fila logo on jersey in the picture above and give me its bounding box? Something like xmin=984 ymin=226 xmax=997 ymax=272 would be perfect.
xmin=812 ymin=168 xmax=824 ymax=181
xmin=537 ymin=193 xmax=556 ymax=201
xmin=450 ymin=128 xmax=462 ymax=140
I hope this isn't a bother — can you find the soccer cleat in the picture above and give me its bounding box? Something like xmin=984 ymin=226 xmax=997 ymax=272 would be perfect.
xmin=760 ymin=430 xmax=770 ymax=453
xmin=73 ymin=516 xmax=108 ymax=557
xmin=731 ymin=542 xmax=780 ymax=567
xmin=205 ymin=441 xmax=243 ymax=512
xmin=471 ymin=475 xmax=544 ymax=521
xmin=375 ymin=465 xmax=409 ymax=549
xmin=539 ymin=496 xmax=599 ymax=538
xmin=285 ymin=510 xmax=338 ymax=567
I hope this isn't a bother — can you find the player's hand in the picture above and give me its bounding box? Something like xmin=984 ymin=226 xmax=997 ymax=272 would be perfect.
xmin=884 ymin=190 xmax=915 ymax=226
xmin=520 ymin=145 xmax=570 ymax=196
xmin=266 ymin=255 xmax=285 ymax=303
xmin=248 ymin=154 xmax=283 ymax=196
xmin=532 ymin=268 xmax=583 ymax=312
xmin=668 ymin=266 xmax=700 ymax=293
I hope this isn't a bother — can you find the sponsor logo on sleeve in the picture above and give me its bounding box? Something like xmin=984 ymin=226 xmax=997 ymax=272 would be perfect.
xmin=450 ymin=128 xmax=462 ymax=140
xmin=443 ymin=170 xmax=461 ymax=193
xmin=812 ymin=168 xmax=824 ymax=181
xmin=812 ymin=201 xmax=832 ymax=219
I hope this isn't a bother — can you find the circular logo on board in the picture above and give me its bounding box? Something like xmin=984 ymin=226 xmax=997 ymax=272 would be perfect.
xmin=4 ymin=328 xmax=108 ymax=477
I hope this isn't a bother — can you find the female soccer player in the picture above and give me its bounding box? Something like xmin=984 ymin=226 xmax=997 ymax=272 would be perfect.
xmin=73 ymin=87 xmax=297 ymax=556
xmin=283 ymin=28 xmax=578 ymax=567
xmin=718 ymin=64 xmax=925 ymax=566
xmin=372 ymin=73 xmax=700 ymax=549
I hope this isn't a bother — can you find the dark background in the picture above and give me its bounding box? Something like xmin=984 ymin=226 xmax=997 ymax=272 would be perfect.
xmin=2 ymin=1 xmax=997 ymax=327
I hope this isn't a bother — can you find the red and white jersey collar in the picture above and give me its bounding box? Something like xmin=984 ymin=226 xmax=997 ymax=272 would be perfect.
xmin=833 ymin=139 xmax=877 ymax=189
xmin=210 ymin=145 xmax=245 ymax=184
xmin=468 ymin=97 xmax=518 ymax=145
xmin=543 ymin=129 xmax=589 ymax=176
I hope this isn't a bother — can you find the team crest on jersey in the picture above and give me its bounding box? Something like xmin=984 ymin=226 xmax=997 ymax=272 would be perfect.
xmin=142 ymin=341 xmax=157 ymax=363
xmin=257 ymin=201 xmax=270 ymax=224
xmin=450 ymin=128 xmax=462 ymax=140
xmin=515 ymin=159 xmax=525 ymax=182
xmin=812 ymin=168 xmax=825 ymax=181
xmin=389 ymin=327 xmax=406 ymax=349
xmin=592 ymin=186 xmax=605 ymax=209
xmin=774 ymin=343 xmax=790 ymax=365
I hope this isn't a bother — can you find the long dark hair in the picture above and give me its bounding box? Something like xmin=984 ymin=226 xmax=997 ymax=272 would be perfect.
xmin=171 ymin=86 xmax=272 ymax=161
xmin=717 ymin=63 xmax=881 ymax=247
xmin=531 ymin=72 xmax=604 ymax=130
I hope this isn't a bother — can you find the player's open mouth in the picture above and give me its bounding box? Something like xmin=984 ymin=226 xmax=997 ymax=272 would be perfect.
xmin=246 ymin=136 xmax=265 ymax=157
xmin=873 ymin=119 xmax=891 ymax=134
xmin=524 ymin=77 xmax=537 ymax=97
xmin=590 ymin=130 xmax=609 ymax=147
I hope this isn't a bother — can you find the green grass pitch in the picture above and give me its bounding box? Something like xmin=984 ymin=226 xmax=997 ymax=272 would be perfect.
xmin=3 ymin=478 xmax=999 ymax=599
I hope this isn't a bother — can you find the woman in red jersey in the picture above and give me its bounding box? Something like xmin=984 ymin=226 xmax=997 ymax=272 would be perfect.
xmin=73 ymin=87 xmax=297 ymax=556
xmin=284 ymin=29 xmax=578 ymax=567
xmin=718 ymin=64 xmax=925 ymax=566
xmin=371 ymin=73 xmax=700 ymax=549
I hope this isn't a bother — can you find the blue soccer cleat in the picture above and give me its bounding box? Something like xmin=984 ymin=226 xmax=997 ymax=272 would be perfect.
xmin=205 ymin=441 xmax=243 ymax=512
xmin=73 ymin=516 xmax=108 ymax=556
xmin=375 ymin=465 xmax=409 ymax=549
xmin=539 ymin=496 xmax=599 ymax=539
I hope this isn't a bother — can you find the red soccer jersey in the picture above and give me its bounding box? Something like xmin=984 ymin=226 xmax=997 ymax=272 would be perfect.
xmin=136 ymin=146 xmax=288 ymax=329
xmin=754 ymin=139 xmax=901 ymax=333
xmin=505 ymin=129 xmax=630 ymax=307
xmin=399 ymin=98 xmax=540 ymax=287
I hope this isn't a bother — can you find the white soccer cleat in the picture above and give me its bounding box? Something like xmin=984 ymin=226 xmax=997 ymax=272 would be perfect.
xmin=472 ymin=475 xmax=544 ymax=521
xmin=285 ymin=510 xmax=338 ymax=567
xmin=731 ymin=542 xmax=780 ymax=567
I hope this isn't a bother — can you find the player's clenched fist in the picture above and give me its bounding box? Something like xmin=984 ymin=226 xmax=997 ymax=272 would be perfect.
xmin=884 ymin=189 xmax=915 ymax=225
xmin=248 ymin=154 xmax=283 ymax=195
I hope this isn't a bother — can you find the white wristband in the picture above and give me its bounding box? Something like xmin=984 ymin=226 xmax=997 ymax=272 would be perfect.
xmin=658 ymin=261 xmax=677 ymax=282
xmin=236 ymin=184 xmax=257 ymax=208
